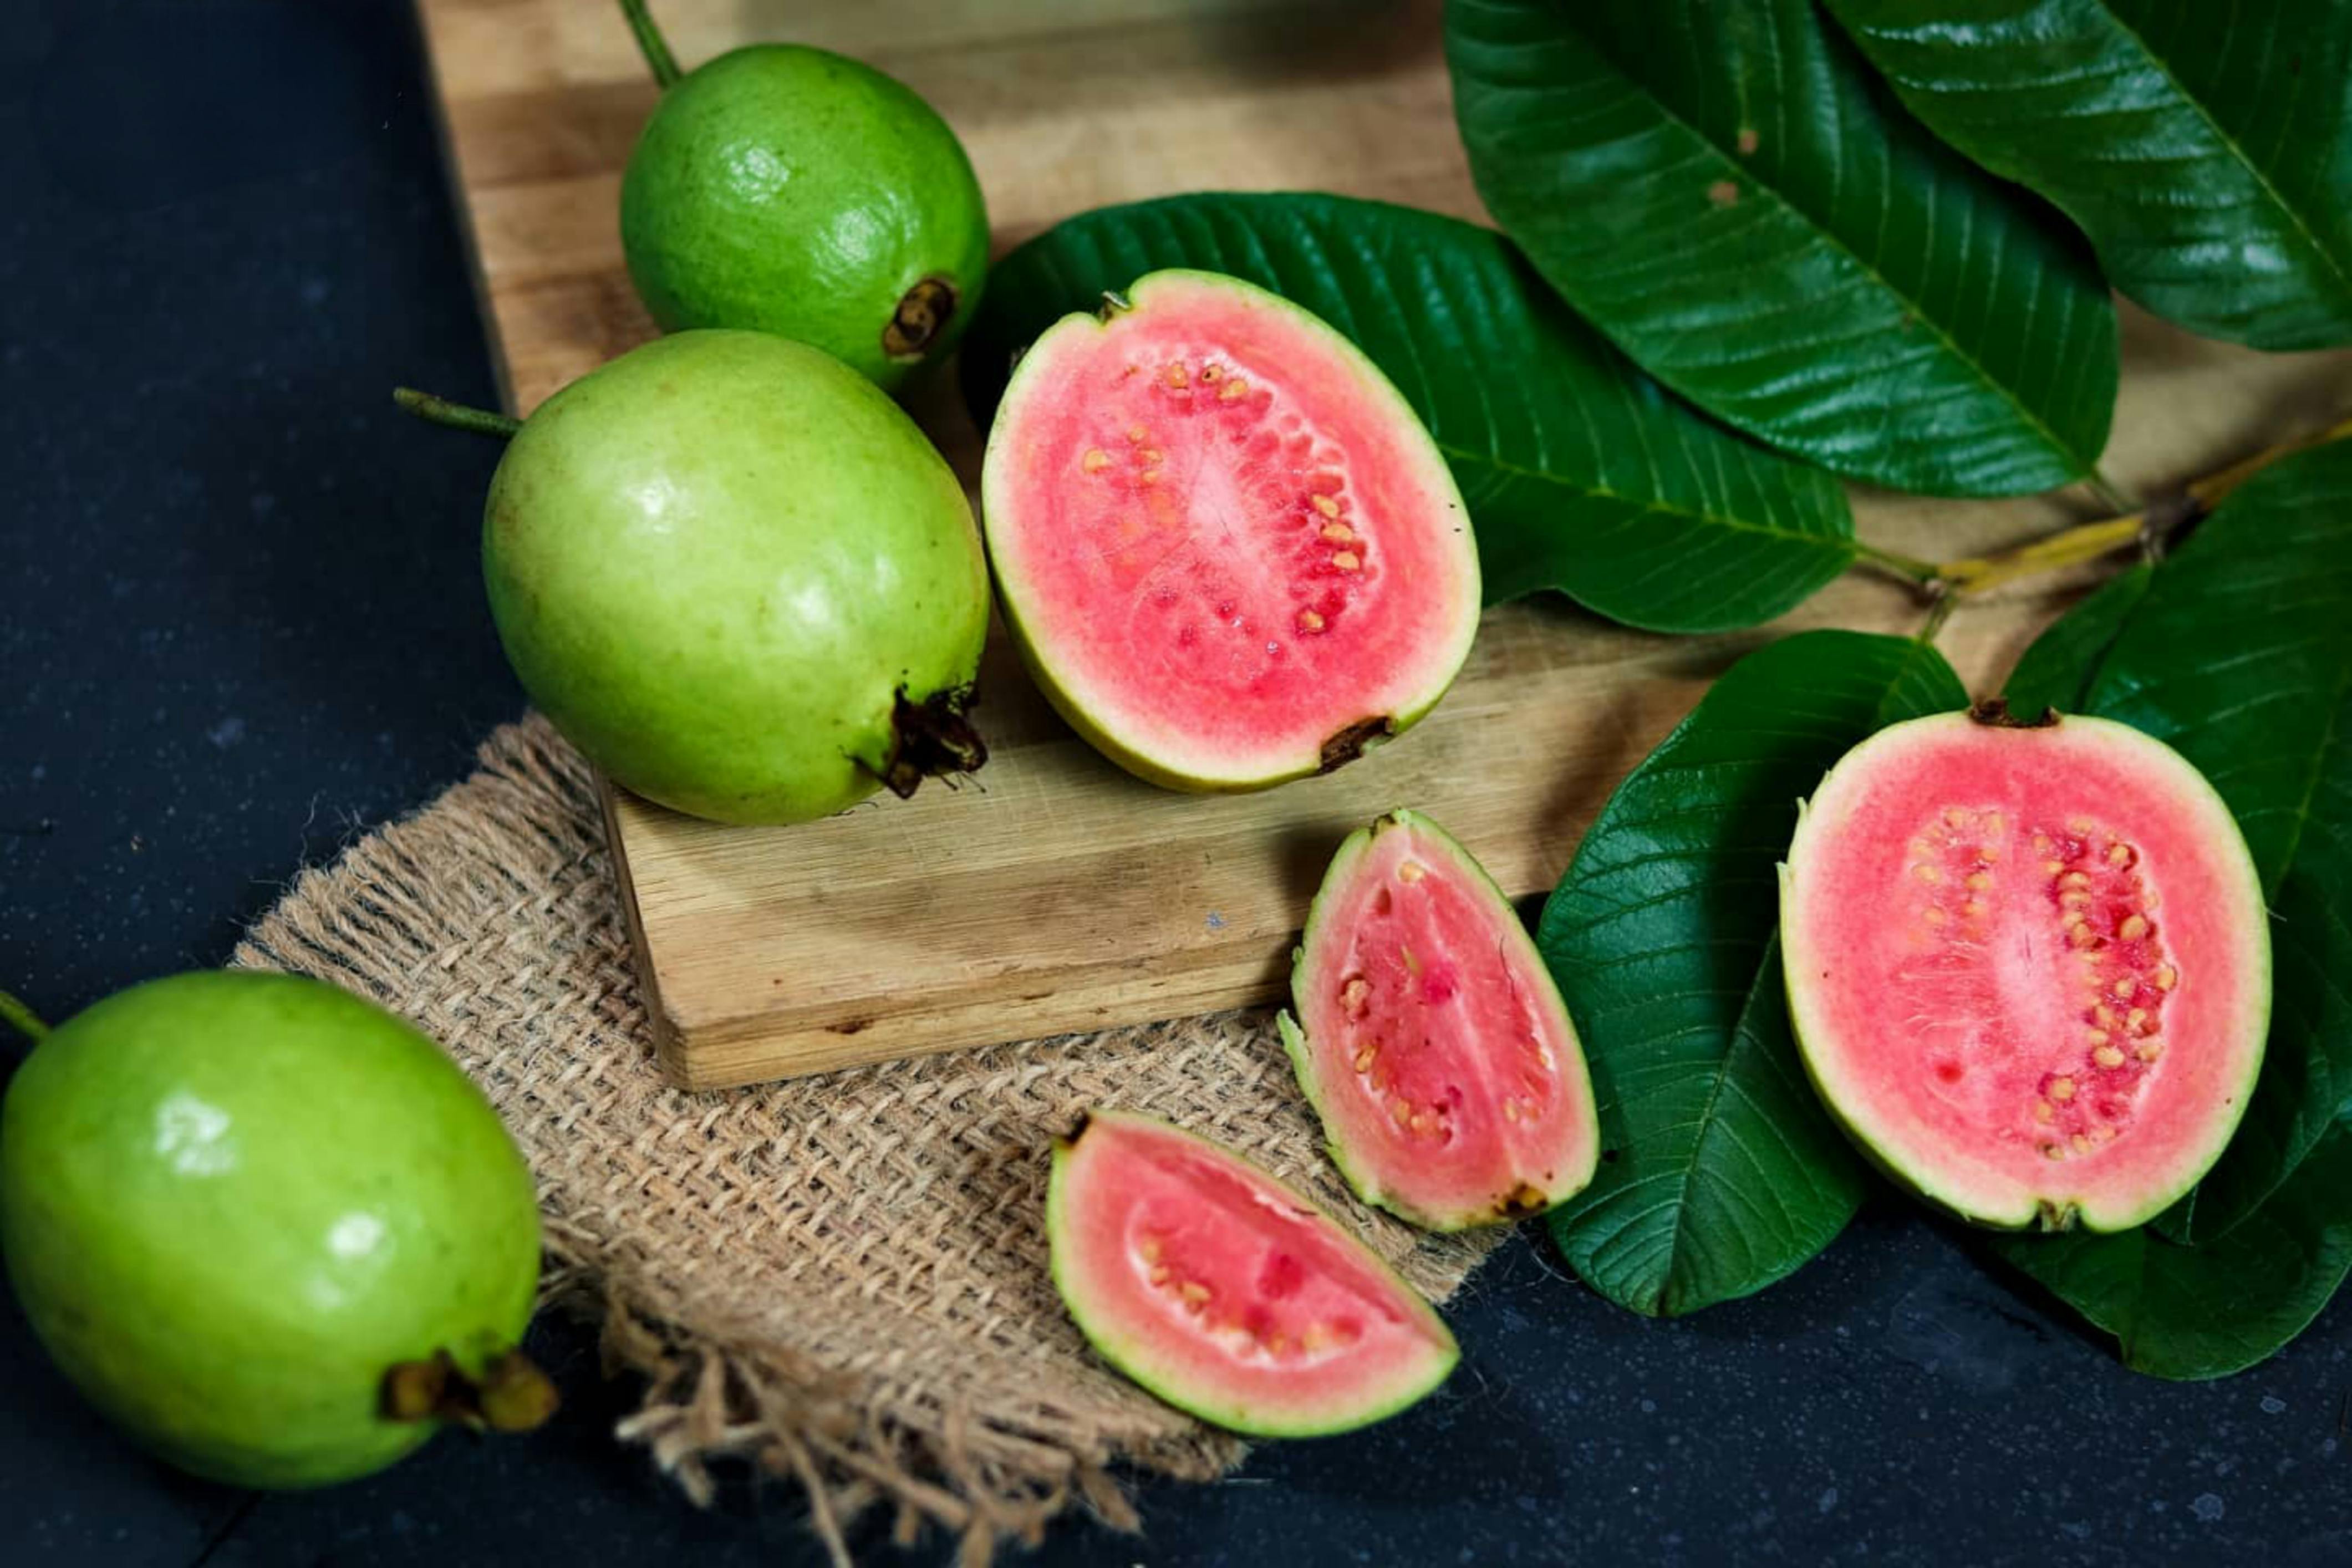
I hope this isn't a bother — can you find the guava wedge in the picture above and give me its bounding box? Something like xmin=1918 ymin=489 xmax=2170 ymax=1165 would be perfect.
xmin=1047 ymin=1109 xmax=1457 ymax=1437
xmin=978 ymin=270 xmax=1482 ymax=791
xmin=1780 ymin=704 xmax=2270 ymax=1232
xmin=1278 ymin=810 xmax=1600 ymax=1230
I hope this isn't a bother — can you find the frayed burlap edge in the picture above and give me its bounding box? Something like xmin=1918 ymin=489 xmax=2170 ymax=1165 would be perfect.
xmin=232 ymin=715 xmax=1500 ymax=1565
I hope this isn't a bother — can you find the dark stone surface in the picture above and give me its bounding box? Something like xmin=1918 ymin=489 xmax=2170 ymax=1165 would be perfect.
xmin=1 ymin=3 xmax=2346 ymax=1565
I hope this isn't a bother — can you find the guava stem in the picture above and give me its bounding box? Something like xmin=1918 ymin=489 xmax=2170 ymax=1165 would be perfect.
xmin=1850 ymin=540 xmax=1939 ymax=584
xmin=617 ymin=0 xmax=684 ymax=90
xmin=0 ymin=989 xmax=50 ymax=1045
xmin=392 ymin=388 xmax=522 ymax=440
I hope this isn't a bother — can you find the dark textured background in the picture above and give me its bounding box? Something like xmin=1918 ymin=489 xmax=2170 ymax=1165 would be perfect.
xmin=1 ymin=3 xmax=2346 ymax=1564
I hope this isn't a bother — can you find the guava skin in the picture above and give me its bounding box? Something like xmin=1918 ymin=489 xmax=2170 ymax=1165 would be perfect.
xmin=0 ymin=972 xmax=541 ymax=1489
xmin=620 ymin=45 xmax=991 ymax=392
xmin=482 ymin=329 xmax=992 ymax=825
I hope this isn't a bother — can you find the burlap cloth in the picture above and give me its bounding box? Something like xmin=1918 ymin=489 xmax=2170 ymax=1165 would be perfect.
xmin=231 ymin=714 xmax=1499 ymax=1564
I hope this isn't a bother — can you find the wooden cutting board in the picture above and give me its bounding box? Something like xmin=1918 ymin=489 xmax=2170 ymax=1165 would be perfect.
xmin=413 ymin=0 xmax=2352 ymax=1090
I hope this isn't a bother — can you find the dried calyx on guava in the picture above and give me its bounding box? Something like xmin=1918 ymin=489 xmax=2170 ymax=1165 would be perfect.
xmin=1280 ymin=810 xmax=1600 ymax=1230
xmin=0 ymin=973 xmax=550 ymax=1489
xmin=478 ymin=329 xmax=992 ymax=826
xmin=978 ymin=269 xmax=1482 ymax=791
xmin=1047 ymin=1109 xmax=1457 ymax=1437
xmin=616 ymin=0 xmax=990 ymax=392
xmin=1780 ymin=702 xmax=2270 ymax=1232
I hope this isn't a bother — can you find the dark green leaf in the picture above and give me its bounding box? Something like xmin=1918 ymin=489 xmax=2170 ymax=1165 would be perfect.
xmin=957 ymin=192 xmax=1856 ymax=633
xmin=2000 ymin=563 xmax=2154 ymax=718
xmin=1997 ymin=441 xmax=2352 ymax=1241
xmin=1825 ymin=0 xmax=2352 ymax=351
xmin=1447 ymin=0 xmax=2118 ymax=496
xmin=1537 ymin=630 xmax=1967 ymax=1315
xmin=2169 ymin=872 xmax=2352 ymax=1240
xmin=1989 ymin=1127 xmax=2352 ymax=1379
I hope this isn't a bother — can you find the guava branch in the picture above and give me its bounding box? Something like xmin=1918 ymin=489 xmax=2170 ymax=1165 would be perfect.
xmin=1910 ymin=410 xmax=2352 ymax=600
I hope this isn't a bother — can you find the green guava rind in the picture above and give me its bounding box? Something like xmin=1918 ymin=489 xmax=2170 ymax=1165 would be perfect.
xmin=1281 ymin=810 xmax=1601 ymax=1231
xmin=483 ymin=329 xmax=991 ymax=825
xmin=619 ymin=44 xmax=991 ymax=391
xmin=1046 ymin=1109 xmax=1458 ymax=1438
xmin=1779 ymin=711 xmax=2272 ymax=1233
xmin=0 ymin=971 xmax=541 ymax=1488
xmin=978 ymin=268 xmax=1482 ymax=792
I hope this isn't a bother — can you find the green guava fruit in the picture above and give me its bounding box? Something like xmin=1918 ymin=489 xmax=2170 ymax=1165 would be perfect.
xmin=1047 ymin=1108 xmax=1457 ymax=1437
xmin=0 ymin=971 xmax=547 ymax=1489
xmin=1780 ymin=703 xmax=2271 ymax=1232
xmin=480 ymin=328 xmax=992 ymax=825
xmin=1278 ymin=810 xmax=1600 ymax=1231
xmin=978 ymin=269 xmax=1482 ymax=791
xmin=617 ymin=2 xmax=990 ymax=392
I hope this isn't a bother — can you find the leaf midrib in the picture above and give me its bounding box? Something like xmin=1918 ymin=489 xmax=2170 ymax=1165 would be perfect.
xmin=1643 ymin=933 xmax=1784 ymax=1314
xmin=2091 ymin=1 xmax=2352 ymax=312
xmin=1480 ymin=9 xmax=2091 ymax=474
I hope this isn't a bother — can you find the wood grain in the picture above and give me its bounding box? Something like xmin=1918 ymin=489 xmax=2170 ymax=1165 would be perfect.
xmin=415 ymin=0 xmax=2352 ymax=1088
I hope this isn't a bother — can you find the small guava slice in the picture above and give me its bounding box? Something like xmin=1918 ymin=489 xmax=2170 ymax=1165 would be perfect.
xmin=619 ymin=40 xmax=991 ymax=391
xmin=1278 ymin=810 xmax=1600 ymax=1230
xmin=0 ymin=972 xmax=545 ymax=1488
xmin=1781 ymin=704 xmax=2271 ymax=1232
xmin=979 ymin=270 xmax=1482 ymax=791
xmin=1047 ymin=1109 xmax=1458 ymax=1437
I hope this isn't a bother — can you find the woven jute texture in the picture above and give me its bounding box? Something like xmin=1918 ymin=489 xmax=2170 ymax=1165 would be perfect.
xmin=231 ymin=714 xmax=1498 ymax=1564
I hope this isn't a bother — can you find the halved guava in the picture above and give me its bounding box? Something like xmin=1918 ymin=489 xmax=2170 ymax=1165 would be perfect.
xmin=1278 ymin=810 xmax=1600 ymax=1230
xmin=978 ymin=270 xmax=1482 ymax=790
xmin=1046 ymin=1108 xmax=1457 ymax=1437
xmin=1781 ymin=705 xmax=2270 ymax=1232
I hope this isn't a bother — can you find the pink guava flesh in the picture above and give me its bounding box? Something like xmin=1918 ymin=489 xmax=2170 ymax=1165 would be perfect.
xmin=1782 ymin=710 xmax=2270 ymax=1231
xmin=980 ymin=270 xmax=1480 ymax=789
xmin=1046 ymin=1109 xmax=1457 ymax=1437
xmin=1282 ymin=811 xmax=1600 ymax=1230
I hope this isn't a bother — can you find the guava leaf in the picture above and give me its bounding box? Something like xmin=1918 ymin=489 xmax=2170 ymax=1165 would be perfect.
xmin=1988 ymin=1127 xmax=2352 ymax=1381
xmin=1999 ymin=441 xmax=2352 ymax=1243
xmin=1823 ymin=0 xmax=2352 ymax=352
xmin=1446 ymin=0 xmax=2118 ymax=497
xmin=957 ymin=192 xmax=1859 ymax=633
xmin=1536 ymin=630 xmax=1968 ymax=1316
xmin=1999 ymin=562 xmax=2154 ymax=718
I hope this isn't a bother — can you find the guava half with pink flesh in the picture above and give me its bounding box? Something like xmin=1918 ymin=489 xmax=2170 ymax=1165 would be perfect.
xmin=1781 ymin=705 xmax=2270 ymax=1232
xmin=1278 ymin=810 xmax=1600 ymax=1230
xmin=1046 ymin=1108 xmax=1457 ymax=1437
xmin=978 ymin=269 xmax=1482 ymax=790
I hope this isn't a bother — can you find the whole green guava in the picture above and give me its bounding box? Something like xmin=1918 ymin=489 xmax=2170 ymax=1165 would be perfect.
xmin=619 ymin=43 xmax=991 ymax=391
xmin=481 ymin=329 xmax=991 ymax=825
xmin=0 ymin=971 xmax=544 ymax=1489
